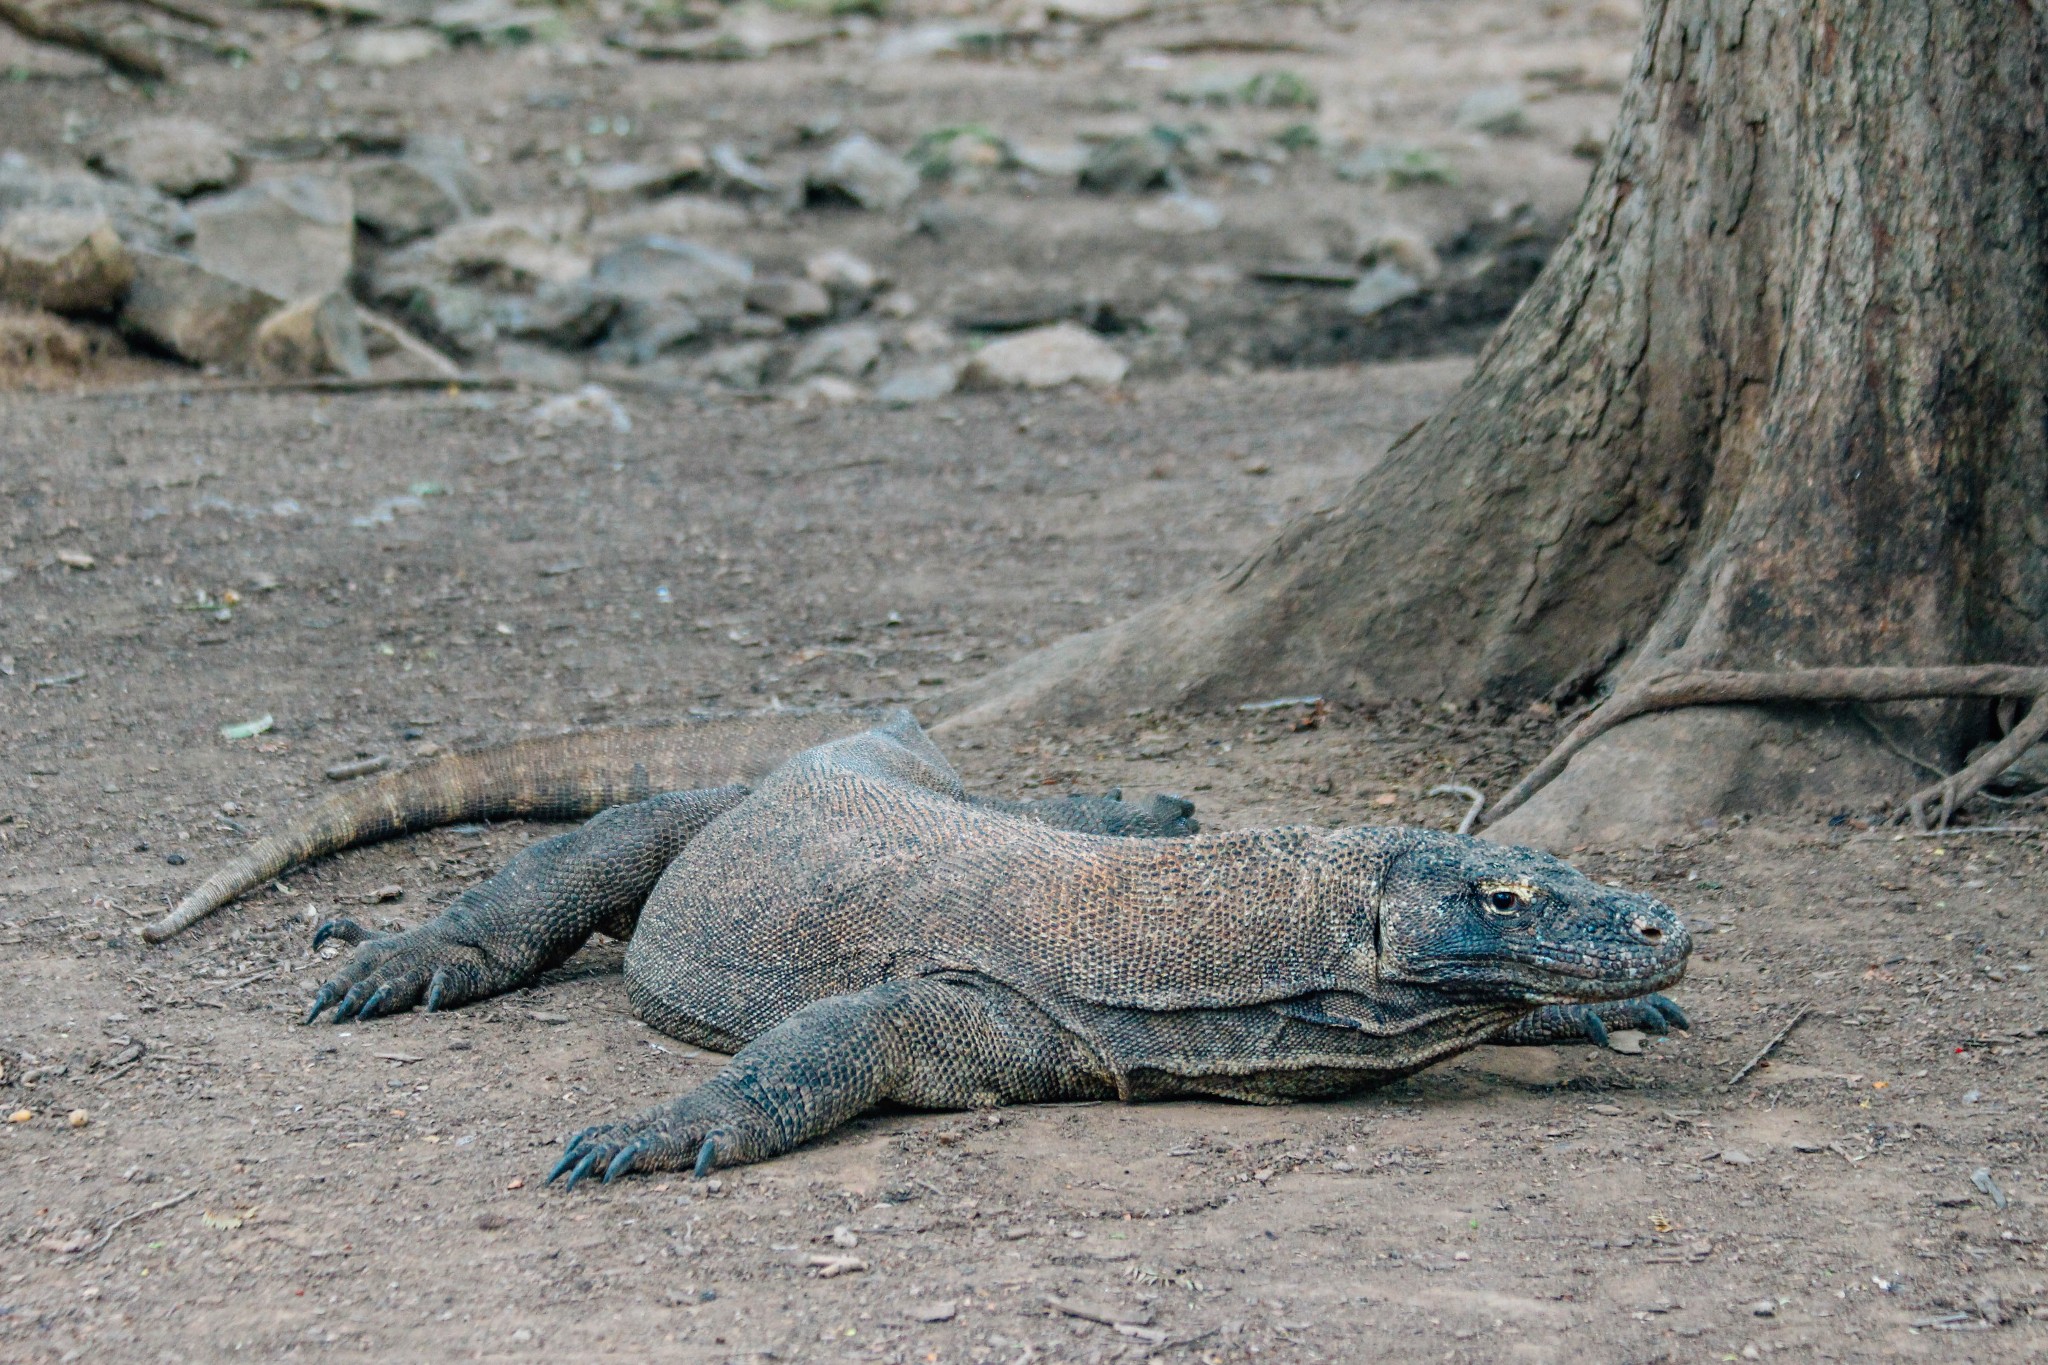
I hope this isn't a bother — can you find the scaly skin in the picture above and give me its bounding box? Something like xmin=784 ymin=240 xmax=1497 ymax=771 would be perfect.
xmin=275 ymin=711 xmax=1692 ymax=1187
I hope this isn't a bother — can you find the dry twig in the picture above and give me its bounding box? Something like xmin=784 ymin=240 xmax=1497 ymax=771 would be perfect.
xmin=60 ymin=1187 xmax=197 ymax=1259
xmin=1726 ymin=1005 xmax=1808 ymax=1087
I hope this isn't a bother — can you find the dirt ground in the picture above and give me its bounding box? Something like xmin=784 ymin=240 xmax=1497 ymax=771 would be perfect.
xmin=5 ymin=1 xmax=2048 ymax=1362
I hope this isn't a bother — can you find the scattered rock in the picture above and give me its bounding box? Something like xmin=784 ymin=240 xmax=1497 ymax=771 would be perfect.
xmin=350 ymin=159 xmax=484 ymax=244
xmin=1602 ymin=1028 xmax=1647 ymax=1055
xmin=596 ymin=298 xmax=701 ymax=365
xmin=899 ymin=318 xmax=951 ymax=354
xmin=0 ymin=207 xmax=132 ymax=313
xmin=1718 ymin=1149 xmax=1754 ymax=1166
xmin=965 ymin=322 xmax=1126 ymax=389
xmin=874 ymin=359 xmax=960 ymax=405
xmin=191 ymin=176 xmax=355 ymax=302
xmin=746 ymin=275 xmax=831 ymax=322
xmin=1455 ymin=85 xmax=1532 ymax=135
xmin=1749 ymin=1299 xmax=1777 ymax=1318
xmin=494 ymin=341 xmax=585 ymax=389
xmin=1132 ymin=193 xmax=1222 ymax=234
xmin=119 ymin=247 xmax=279 ymax=367
xmin=1080 ymin=133 xmax=1176 ymax=194
xmin=527 ymin=383 xmax=630 ymax=431
xmin=708 ymin=143 xmax=788 ymax=199
xmin=421 ymin=212 xmax=590 ymax=291
xmin=89 ymin=118 xmax=241 ymax=199
xmin=804 ymin=248 xmax=880 ymax=299
xmin=1008 ymin=141 xmax=1090 ymax=180
xmin=912 ymin=1300 xmax=957 ymax=1324
xmin=379 ymin=279 xmax=499 ymax=356
xmin=1047 ymin=0 xmax=1150 ymax=21
xmin=810 ymin=134 xmax=919 ymax=212
xmin=253 ymin=290 xmax=371 ymax=379
xmin=698 ymin=339 xmax=773 ymax=389
xmin=497 ymin=279 xmax=618 ymax=346
xmin=606 ymin=197 xmax=746 ymax=252
xmin=1342 ymin=261 xmax=1424 ymax=317
xmin=786 ymin=320 xmax=880 ymax=380
xmin=0 ymin=151 xmax=192 ymax=251
xmin=340 ymin=26 xmax=450 ymax=66
xmin=1362 ymin=226 xmax=1442 ymax=282
xmin=592 ymin=235 xmax=751 ymax=318
xmin=785 ymin=373 xmax=864 ymax=406
xmin=580 ymin=152 xmax=709 ymax=215
xmin=65 ymin=1108 xmax=89 ymax=1128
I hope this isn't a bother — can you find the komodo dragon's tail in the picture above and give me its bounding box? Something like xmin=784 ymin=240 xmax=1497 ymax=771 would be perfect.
xmin=143 ymin=709 xmax=888 ymax=944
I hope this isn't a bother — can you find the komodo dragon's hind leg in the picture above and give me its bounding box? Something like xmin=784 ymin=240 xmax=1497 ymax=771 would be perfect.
xmin=1491 ymin=995 xmax=1690 ymax=1049
xmin=549 ymin=975 xmax=1109 ymax=1189
xmin=305 ymin=786 xmax=749 ymax=1023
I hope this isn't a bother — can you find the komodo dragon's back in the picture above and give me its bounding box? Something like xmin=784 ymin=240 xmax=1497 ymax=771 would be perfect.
xmin=144 ymin=710 xmax=884 ymax=942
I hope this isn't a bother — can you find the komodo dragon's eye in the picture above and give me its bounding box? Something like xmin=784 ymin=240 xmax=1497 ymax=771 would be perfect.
xmin=1479 ymin=882 xmax=1535 ymax=915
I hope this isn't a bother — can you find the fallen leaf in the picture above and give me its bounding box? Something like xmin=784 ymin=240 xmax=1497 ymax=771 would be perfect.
xmin=202 ymin=1211 xmax=245 ymax=1230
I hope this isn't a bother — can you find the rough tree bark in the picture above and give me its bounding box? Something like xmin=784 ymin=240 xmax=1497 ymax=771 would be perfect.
xmin=938 ymin=0 xmax=2048 ymax=848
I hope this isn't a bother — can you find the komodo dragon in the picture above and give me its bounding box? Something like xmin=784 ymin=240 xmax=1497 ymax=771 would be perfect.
xmin=151 ymin=709 xmax=1691 ymax=1186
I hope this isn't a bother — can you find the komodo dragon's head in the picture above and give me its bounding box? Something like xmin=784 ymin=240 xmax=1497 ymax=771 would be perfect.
xmin=1362 ymin=830 xmax=1691 ymax=1004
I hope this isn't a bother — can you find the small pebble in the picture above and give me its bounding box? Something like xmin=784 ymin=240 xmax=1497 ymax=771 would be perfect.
xmin=67 ymin=1109 xmax=89 ymax=1128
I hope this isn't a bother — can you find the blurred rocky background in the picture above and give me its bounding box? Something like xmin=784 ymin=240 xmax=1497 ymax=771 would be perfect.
xmin=0 ymin=0 xmax=1637 ymax=398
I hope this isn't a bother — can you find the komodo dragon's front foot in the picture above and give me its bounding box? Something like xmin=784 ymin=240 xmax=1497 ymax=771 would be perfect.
xmin=1494 ymin=994 xmax=1690 ymax=1048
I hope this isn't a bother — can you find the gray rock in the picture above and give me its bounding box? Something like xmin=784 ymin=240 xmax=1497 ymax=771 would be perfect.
xmin=1132 ymin=193 xmax=1222 ymax=234
xmin=594 ymin=298 xmax=701 ymax=365
xmin=804 ymin=248 xmax=879 ymax=298
xmin=590 ymin=193 xmax=751 ymax=247
xmin=698 ymin=339 xmax=773 ymax=389
xmin=784 ymin=374 xmax=864 ymax=407
xmin=874 ymin=358 xmax=960 ymax=406
xmin=491 ymin=341 xmax=585 ymax=389
xmin=379 ymin=280 xmax=499 ymax=357
xmin=253 ymin=290 xmax=370 ymax=378
xmin=191 ymin=175 xmax=354 ymax=301
xmin=1079 ymin=133 xmax=1176 ymax=194
xmin=340 ymin=26 xmax=449 ymax=66
xmin=809 ymin=134 xmax=918 ymax=212
xmin=786 ymin=320 xmax=880 ymax=380
xmin=964 ymin=322 xmax=1126 ymax=389
xmin=581 ymin=152 xmax=708 ymax=215
xmin=746 ymin=275 xmax=831 ymax=322
xmin=0 ymin=150 xmax=192 ymax=251
xmin=709 ymin=143 xmax=788 ymax=199
xmin=407 ymin=212 xmax=589 ymax=292
xmin=0 ymin=207 xmax=132 ymax=313
xmin=496 ymin=278 xmax=618 ymax=347
xmin=119 ymin=247 xmax=280 ymax=367
xmin=591 ymin=235 xmax=752 ymax=318
xmin=350 ymin=159 xmax=482 ymax=243
xmin=1008 ymin=141 xmax=1090 ymax=180
xmin=89 ymin=118 xmax=241 ymax=199
xmin=1342 ymin=261 xmax=1423 ymax=317
xmin=1454 ymin=85 xmax=1532 ymax=135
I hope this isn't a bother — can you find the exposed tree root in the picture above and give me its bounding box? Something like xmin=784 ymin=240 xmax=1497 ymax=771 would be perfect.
xmin=1488 ymin=667 xmax=2048 ymax=832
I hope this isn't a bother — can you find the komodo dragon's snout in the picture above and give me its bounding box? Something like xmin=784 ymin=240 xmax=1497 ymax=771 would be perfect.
xmin=155 ymin=710 xmax=1695 ymax=1186
xmin=1373 ymin=831 xmax=1691 ymax=1003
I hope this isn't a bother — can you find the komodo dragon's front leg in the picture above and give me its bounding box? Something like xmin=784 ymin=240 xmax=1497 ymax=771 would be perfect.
xmin=305 ymin=786 xmax=750 ymax=1022
xmin=1491 ymin=995 xmax=1690 ymax=1048
xmin=549 ymin=976 xmax=1108 ymax=1188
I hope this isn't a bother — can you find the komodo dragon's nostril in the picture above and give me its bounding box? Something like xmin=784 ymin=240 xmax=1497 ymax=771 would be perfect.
xmin=1634 ymin=919 xmax=1664 ymax=942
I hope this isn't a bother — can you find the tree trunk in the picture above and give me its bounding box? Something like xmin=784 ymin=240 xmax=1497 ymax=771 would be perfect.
xmin=937 ymin=0 xmax=2048 ymax=847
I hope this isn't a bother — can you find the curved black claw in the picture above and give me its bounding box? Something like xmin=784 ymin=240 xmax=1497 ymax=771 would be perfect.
xmin=1645 ymin=994 xmax=1690 ymax=1032
xmin=312 ymin=917 xmax=378 ymax=951
xmin=562 ymin=1149 xmax=605 ymax=1192
xmin=603 ymin=1140 xmax=648 ymax=1184
xmin=693 ymin=1137 xmax=719 ymax=1179
xmin=304 ymin=982 xmax=343 ymax=1025
xmin=1575 ymin=1007 xmax=1611 ymax=1048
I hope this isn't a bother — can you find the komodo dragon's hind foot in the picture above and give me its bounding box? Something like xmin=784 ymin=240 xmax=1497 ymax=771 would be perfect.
xmin=303 ymin=786 xmax=750 ymax=1024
